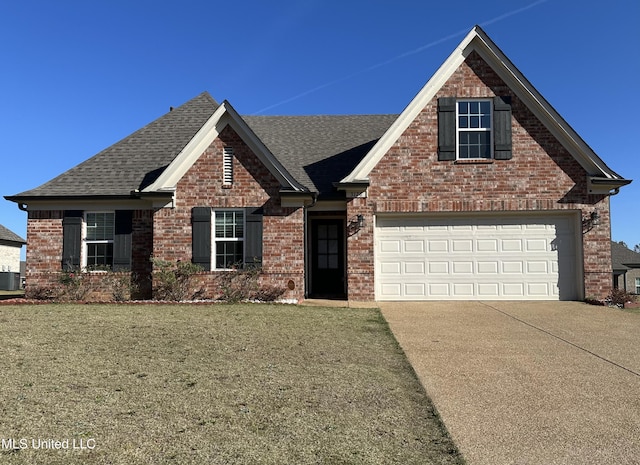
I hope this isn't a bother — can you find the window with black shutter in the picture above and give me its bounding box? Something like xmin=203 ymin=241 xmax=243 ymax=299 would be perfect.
xmin=438 ymin=96 xmax=512 ymax=160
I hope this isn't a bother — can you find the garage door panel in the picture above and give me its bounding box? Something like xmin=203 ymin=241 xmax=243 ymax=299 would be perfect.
xmin=404 ymin=240 xmax=425 ymax=253
xmin=375 ymin=214 xmax=579 ymax=300
xmin=477 ymin=261 xmax=498 ymax=274
xmin=404 ymin=262 xmax=425 ymax=274
xmin=503 ymin=283 xmax=525 ymax=296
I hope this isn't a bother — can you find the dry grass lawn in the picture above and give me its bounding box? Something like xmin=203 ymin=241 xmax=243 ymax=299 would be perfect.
xmin=0 ymin=303 xmax=463 ymax=464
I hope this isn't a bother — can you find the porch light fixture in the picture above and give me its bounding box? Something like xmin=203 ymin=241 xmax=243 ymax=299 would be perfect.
xmin=582 ymin=209 xmax=600 ymax=233
xmin=348 ymin=214 xmax=365 ymax=235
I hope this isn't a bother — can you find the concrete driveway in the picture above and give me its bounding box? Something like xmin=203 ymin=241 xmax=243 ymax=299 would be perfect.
xmin=379 ymin=301 xmax=640 ymax=465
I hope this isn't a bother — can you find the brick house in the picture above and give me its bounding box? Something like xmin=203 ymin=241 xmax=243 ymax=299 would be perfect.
xmin=611 ymin=242 xmax=640 ymax=295
xmin=5 ymin=26 xmax=631 ymax=302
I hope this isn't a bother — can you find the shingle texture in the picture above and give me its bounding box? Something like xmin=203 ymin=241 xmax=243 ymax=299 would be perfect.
xmin=0 ymin=225 xmax=26 ymax=244
xmin=611 ymin=241 xmax=640 ymax=271
xmin=244 ymin=114 xmax=398 ymax=195
xmin=7 ymin=92 xmax=397 ymax=199
xmin=13 ymin=92 xmax=220 ymax=197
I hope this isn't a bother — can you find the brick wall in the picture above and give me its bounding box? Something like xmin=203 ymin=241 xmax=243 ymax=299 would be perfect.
xmin=347 ymin=51 xmax=612 ymax=300
xmin=153 ymin=124 xmax=305 ymax=301
xmin=24 ymin=209 xmax=154 ymax=300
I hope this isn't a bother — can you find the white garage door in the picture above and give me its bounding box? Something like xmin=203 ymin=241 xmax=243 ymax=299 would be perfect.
xmin=375 ymin=214 xmax=580 ymax=300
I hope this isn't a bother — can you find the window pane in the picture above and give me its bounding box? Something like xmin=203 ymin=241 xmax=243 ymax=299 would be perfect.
xmin=216 ymin=241 xmax=243 ymax=269
xmin=458 ymin=102 xmax=468 ymax=113
xmin=318 ymin=239 xmax=327 ymax=254
xmin=459 ymin=116 xmax=468 ymax=128
xmin=215 ymin=211 xmax=244 ymax=239
xmin=480 ymin=101 xmax=491 ymax=114
xmin=481 ymin=115 xmax=491 ymax=128
xmin=87 ymin=243 xmax=113 ymax=267
xmin=470 ymin=116 xmax=479 ymax=128
xmin=86 ymin=212 xmax=114 ymax=241
xmin=459 ymin=146 xmax=468 ymax=158
xmin=469 ymin=101 xmax=479 ymax=113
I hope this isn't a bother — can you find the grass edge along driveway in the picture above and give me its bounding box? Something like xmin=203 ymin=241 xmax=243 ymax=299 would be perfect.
xmin=0 ymin=303 xmax=464 ymax=465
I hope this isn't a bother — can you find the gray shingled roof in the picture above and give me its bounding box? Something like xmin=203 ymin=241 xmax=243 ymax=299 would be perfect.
xmin=7 ymin=92 xmax=398 ymax=199
xmin=11 ymin=92 xmax=220 ymax=198
xmin=611 ymin=241 xmax=640 ymax=271
xmin=244 ymin=114 xmax=398 ymax=196
xmin=0 ymin=224 xmax=26 ymax=244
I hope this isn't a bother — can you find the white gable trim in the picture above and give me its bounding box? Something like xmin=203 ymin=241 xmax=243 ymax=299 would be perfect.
xmin=342 ymin=26 xmax=627 ymax=184
xmin=143 ymin=101 xmax=306 ymax=194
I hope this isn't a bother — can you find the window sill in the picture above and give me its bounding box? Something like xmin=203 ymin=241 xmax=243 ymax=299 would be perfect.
xmin=454 ymin=159 xmax=494 ymax=165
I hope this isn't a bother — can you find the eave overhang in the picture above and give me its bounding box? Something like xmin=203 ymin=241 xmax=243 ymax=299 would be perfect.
xmin=279 ymin=189 xmax=316 ymax=207
xmin=587 ymin=176 xmax=632 ymax=195
xmin=333 ymin=180 xmax=370 ymax=199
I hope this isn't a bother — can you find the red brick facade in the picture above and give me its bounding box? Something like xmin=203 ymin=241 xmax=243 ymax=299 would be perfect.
xmin=153 ymin=125 xmax=305 ymax=301
xmin=22 ymin=52 xmax=616 ymax=303
xmin=346 ymin=51 xmax=611 ymax=300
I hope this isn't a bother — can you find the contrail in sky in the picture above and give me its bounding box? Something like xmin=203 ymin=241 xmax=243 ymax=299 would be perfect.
xmin=253 ymin=0 xmax=548 ymax=115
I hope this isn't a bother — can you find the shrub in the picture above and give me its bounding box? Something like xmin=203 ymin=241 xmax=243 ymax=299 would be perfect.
xmin=27 ymin=285 xmax=56 ymax=301
xmin=103 ymin=272 xmax=140 ymax=302
xmin=216 ymin=265 xmax=260 ymax=303
xmin=216 ymin=265 xmax=285 ymax=303
xmin=606 ymin=288 xmax=637 ymax=308
xmin=151 ymin=258 xmax=203 ymax=301
xmin=58 ymin=268 xmax=89 ymax=301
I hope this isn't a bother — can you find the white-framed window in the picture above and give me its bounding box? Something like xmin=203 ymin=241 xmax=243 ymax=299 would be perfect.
xmin=636 ymin=277 xmax=640 ymax=294
xmin=84 ymin=212 xmax=115 ymax=268
xmin=213 ymin=210 xmax=244 ymax=269
xmin=223 ymin=146 xmax=234 ymax=185
xmin=457 ymin=100 xmax=492 ymax=159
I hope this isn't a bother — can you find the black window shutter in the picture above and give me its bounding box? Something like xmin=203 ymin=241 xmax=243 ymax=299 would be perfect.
xmin=438 ymin=97 xmax=457 ymax=161
xmin=192 ymin=207 xmax=212 ymax=271
xmin=244 ymin=207 xmax=263 ymax=268
xmin=493 ymin=96 xmax=512 ymax=160
xmin=113 ymin=210 xmax=133 ymax=271
xmin=62 ymin=210 xmax=83 ymax=271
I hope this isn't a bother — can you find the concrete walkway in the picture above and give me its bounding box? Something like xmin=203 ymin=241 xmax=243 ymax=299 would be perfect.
xmin=380 ymin=301 xmax=640 ymax=465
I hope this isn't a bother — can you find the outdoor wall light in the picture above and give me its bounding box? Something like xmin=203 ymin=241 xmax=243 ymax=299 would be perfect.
xmin=348 ymin=214 xmax=365 ymax=235
xmin=582 ymin=209 xmax=600 ymax=233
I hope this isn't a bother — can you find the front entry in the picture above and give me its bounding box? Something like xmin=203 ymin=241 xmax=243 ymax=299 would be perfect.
xmin=310 ymin=219 xmax=346 ymax=298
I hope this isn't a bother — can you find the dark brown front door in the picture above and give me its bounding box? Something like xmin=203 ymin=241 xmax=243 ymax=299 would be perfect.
xmin=311 ymin=219 xmax=345 ymax=298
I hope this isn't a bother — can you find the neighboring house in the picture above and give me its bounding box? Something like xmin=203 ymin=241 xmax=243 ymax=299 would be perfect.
xmin=0 ymin=224 xmax=26 ymax=290
xmin=4 ymin=26 xmax=632 ymax=302
xmin=611 ymin=242 xmax=640 ymax=294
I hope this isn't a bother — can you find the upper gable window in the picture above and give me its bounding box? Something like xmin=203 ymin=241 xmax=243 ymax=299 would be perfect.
xmin=457 ymin=100 xmax=492 ymax=159
xmin=438 ymin=96 xmax=512 ymax=161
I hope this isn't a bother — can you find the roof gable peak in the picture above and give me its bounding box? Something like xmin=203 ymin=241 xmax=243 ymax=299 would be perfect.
xmin=341 ymin=26 xmax=630 ymax=192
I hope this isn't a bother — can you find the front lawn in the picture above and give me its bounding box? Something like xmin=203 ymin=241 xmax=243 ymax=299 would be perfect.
xmin=0 ymin=303 xmax=463 ymax=464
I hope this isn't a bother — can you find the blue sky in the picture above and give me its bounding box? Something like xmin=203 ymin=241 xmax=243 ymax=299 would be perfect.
xmin=2 ymin=0 xmax=639 ymax=256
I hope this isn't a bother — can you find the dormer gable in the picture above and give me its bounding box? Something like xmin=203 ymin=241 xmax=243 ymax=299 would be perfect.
xmin=340 ymin=26 xmax=630 ymax=195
